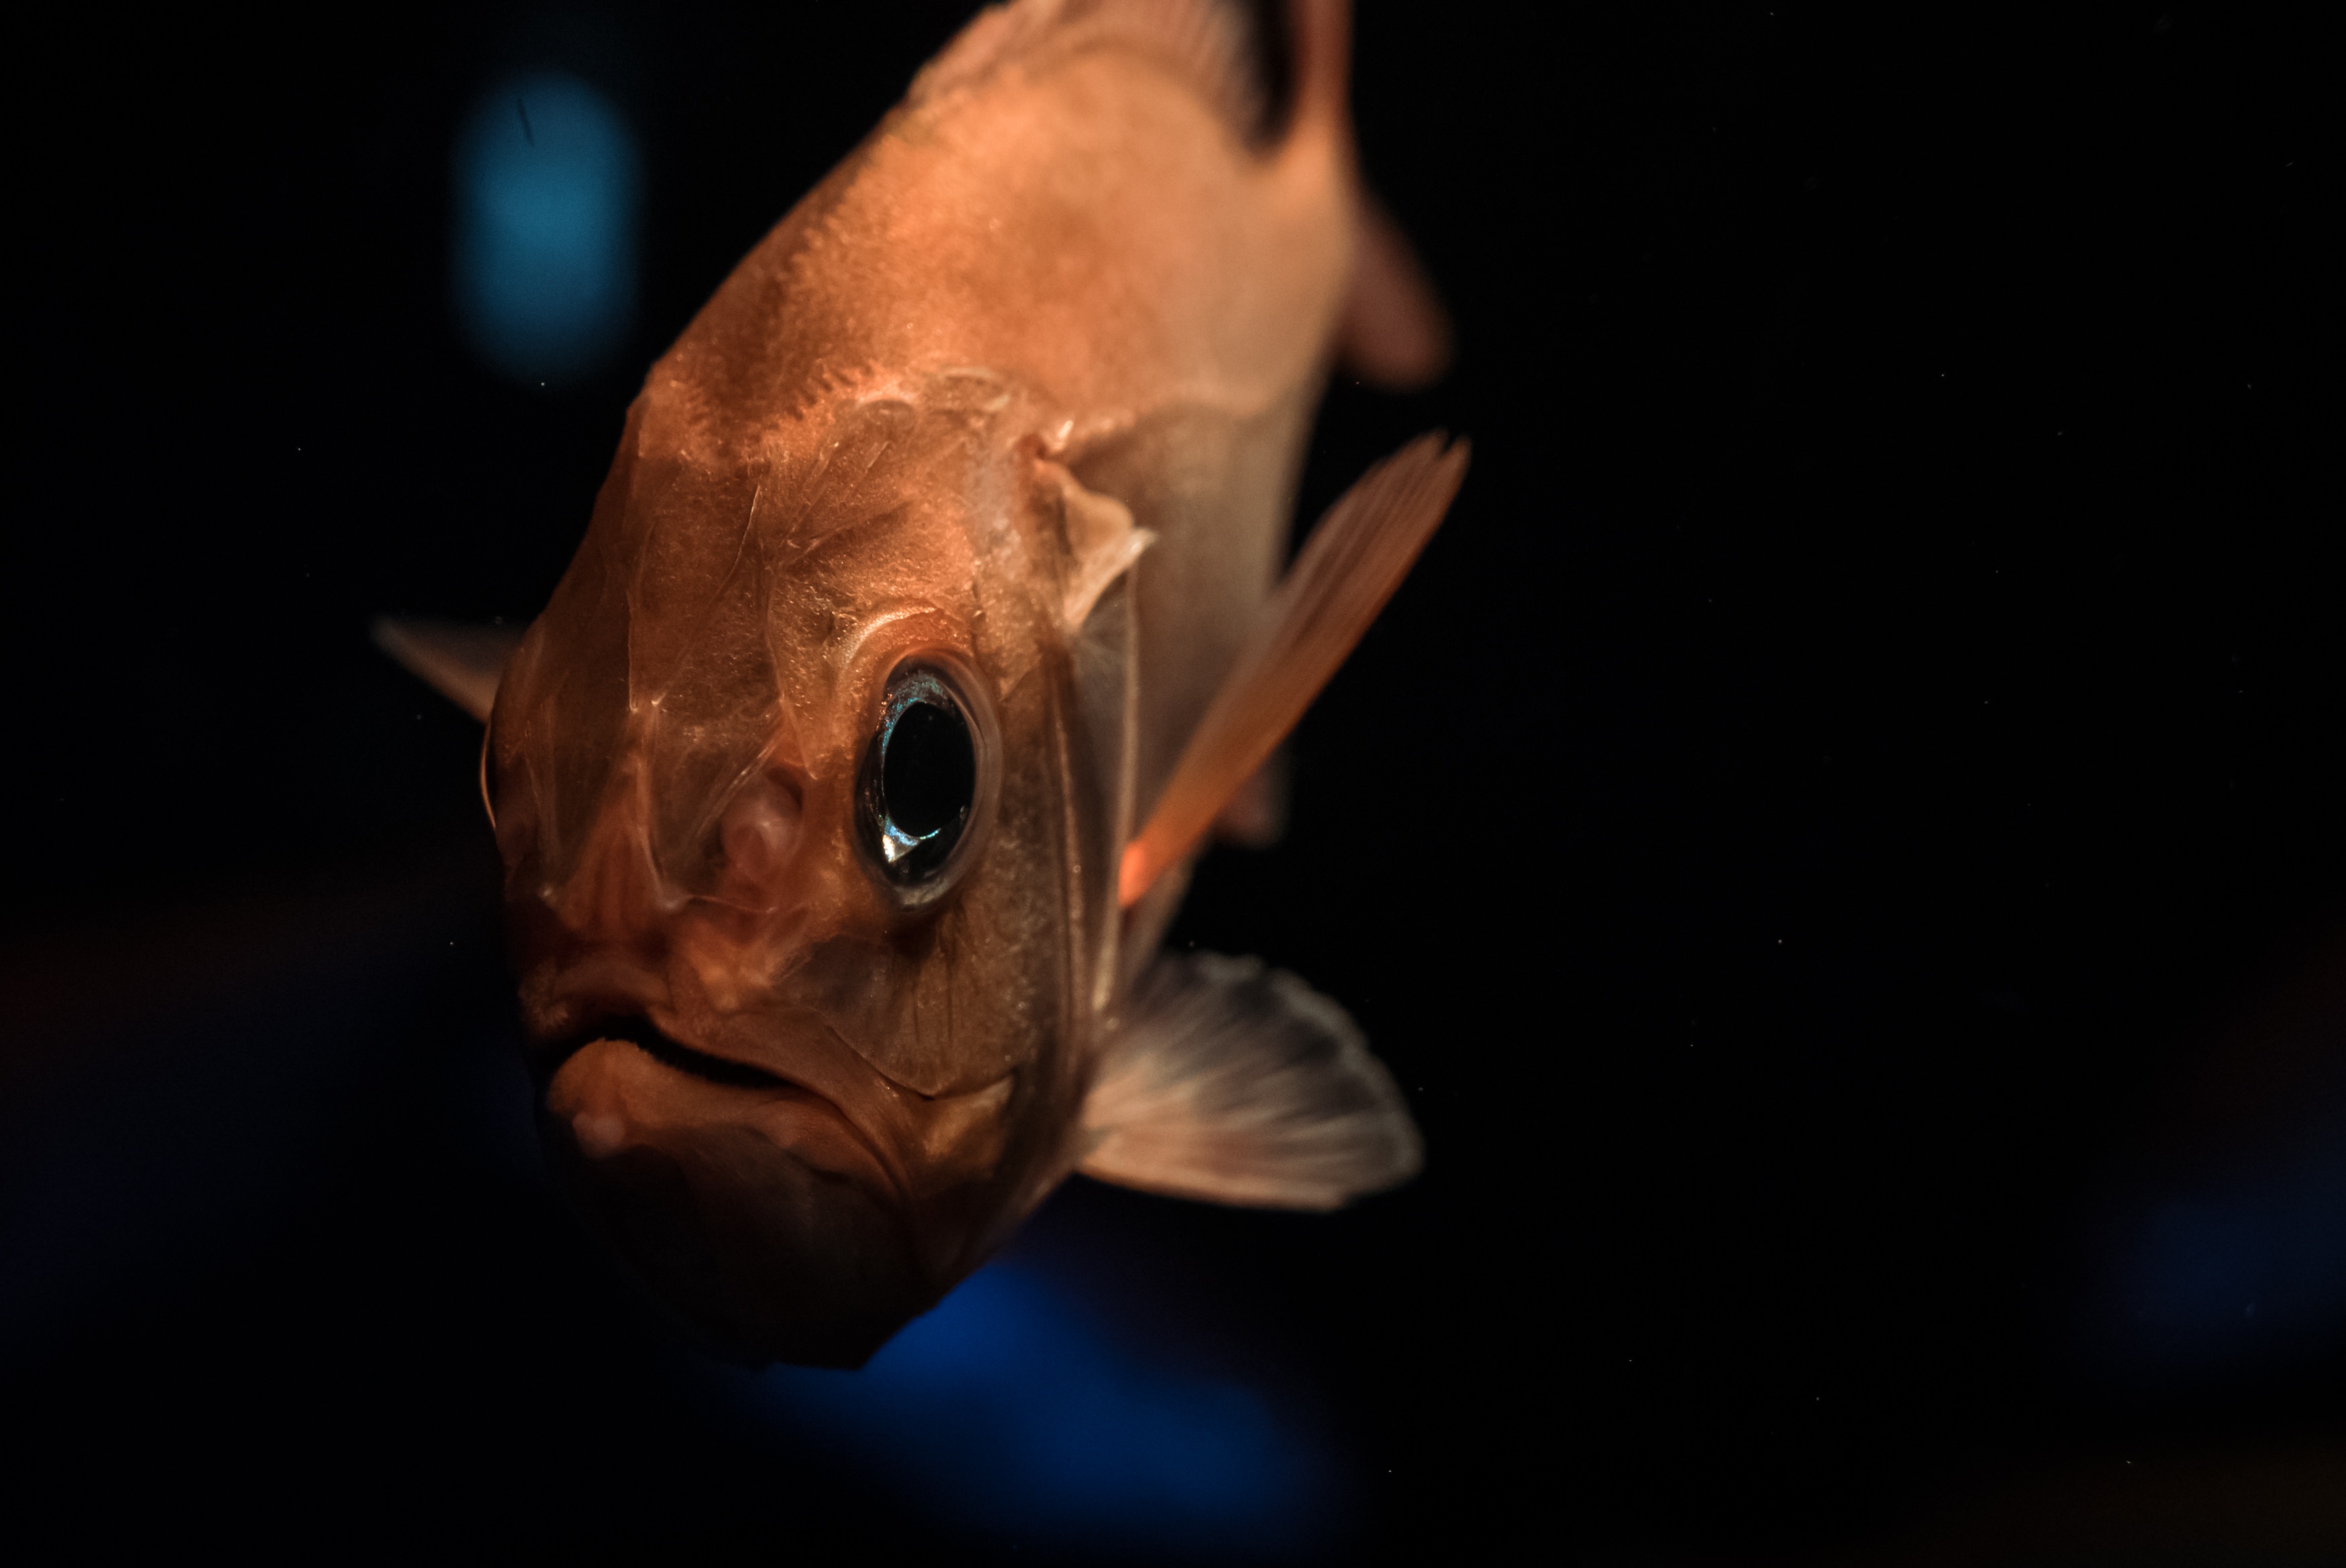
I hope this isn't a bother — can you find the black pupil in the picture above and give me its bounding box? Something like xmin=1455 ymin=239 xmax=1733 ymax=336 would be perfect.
xmin=883 ymin=696 xmax=974 ymax=844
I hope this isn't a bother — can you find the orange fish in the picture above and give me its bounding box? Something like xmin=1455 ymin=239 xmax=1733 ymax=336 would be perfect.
xmin=383 ymin=0 xmax=1466 ymax=1365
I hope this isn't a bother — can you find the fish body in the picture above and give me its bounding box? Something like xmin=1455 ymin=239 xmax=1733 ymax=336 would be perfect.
xmin=398 ymin=0 xmax=1464 ymax=1365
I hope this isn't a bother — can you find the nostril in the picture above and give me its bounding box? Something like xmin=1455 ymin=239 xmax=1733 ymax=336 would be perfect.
xmin=717 ymin=771 xmax=804 ymax=899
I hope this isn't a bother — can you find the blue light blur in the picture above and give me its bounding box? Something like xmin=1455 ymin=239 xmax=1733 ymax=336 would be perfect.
xmin=748 ymin=1261 xmax=1333 ymax=1555
xmin=2103 ymin=1073 xmax=2346 ymax=1374
xmin=452 ymin=72 xmax=639 ymax=385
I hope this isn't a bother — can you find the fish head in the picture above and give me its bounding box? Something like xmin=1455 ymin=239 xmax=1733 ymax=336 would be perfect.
xmin=486 ymin=373 xmax=1113 ymax=1366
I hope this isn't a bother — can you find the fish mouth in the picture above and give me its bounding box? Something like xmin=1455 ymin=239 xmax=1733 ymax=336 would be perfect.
xmin=536 ymin=1012 xmax=901 ymax=1201
xmin=532 ymin=1010 xmax=926 ymax=1368
xmin=542 ymin=1012 xmax=800 ymax=1093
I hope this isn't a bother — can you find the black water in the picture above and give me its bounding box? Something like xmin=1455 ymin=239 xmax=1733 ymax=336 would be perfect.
xmin=7 ymin=5 xmax=2339 ymax=1561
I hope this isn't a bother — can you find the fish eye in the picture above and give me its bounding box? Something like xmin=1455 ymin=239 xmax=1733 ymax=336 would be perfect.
xmin=856 ymin=662 xmax=983 ymax=894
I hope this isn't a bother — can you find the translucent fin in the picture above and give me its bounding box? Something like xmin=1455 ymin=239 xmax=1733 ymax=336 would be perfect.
xmin=1212 ymin=747 xmax=1288 ymax=847
xmin=1117 ymin=432 xmax=1468 ymax=907
xmin=371 ymin=616 xmax=526 ymax=724
xmin=1078 ymin=950 xmax=1420 ymax=1209
xmin=1339 ymin=192 xmax=1453 ymax=390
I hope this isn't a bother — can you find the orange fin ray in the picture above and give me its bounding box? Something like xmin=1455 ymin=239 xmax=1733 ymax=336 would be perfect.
xmin=371 ymin=616 xmax=526 ymax=723
xmin=1117 ymin=431 xmax=1469 ymax=908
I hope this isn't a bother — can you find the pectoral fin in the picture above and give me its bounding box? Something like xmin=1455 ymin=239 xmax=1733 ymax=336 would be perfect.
xmin=1078 ymin=952 xmax=1421 ymax=1211
xmin=372 ymin=616 xmax=526 ymax=723
xmin=1118 ymin=432 xmax=1469 ymax=907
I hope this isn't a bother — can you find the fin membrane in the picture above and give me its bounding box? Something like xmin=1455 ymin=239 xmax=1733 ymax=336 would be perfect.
xmin=1078 ymin=950 xmax=1422 ymax=1210
xmin=1212 ymin=746 xmax=1288 ymax=847
xmin=1339 ymin=192 xmax=1454 ymax=391
xmin=373 ymin=616 xmax=525 ymax=723
xmin=1119 ymin=431 xmax=1468 ymax=907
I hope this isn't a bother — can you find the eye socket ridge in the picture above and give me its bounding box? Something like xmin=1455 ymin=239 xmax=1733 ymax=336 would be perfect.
xmin=855 ymin=657 xmax=991 ymax=900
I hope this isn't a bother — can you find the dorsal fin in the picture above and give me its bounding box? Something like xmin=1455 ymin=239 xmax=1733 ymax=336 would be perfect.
xmin=1118 ymin=432 xmax=1469 ymax=908
xmin=910 ymin=0 xmax=1291 ymax=147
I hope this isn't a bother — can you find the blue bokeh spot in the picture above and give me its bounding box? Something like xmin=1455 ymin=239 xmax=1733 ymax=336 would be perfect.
xmin=452 ymin=72 xmax=639 ymax=385
xmin=2105 ymin=1108 xmax=2346 ymax=1374
xmin=751 ymin=1262 xmax=1329 ymax=1555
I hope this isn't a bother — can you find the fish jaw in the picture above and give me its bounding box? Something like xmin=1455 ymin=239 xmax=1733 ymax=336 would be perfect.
xmin=542 ymin=1033 xmax=927 ymax=1368
xmin=519 ymin=949 xmax=1044 ymax=1363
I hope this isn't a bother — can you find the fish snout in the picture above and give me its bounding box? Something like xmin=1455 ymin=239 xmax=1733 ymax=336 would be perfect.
xmin=538 ymin=760 xmax=816 ymax=948
xmin=540 ymin=1028 xmax=928 ymax=1367
xmin=540 ymin=771 xmax=669 ymax=952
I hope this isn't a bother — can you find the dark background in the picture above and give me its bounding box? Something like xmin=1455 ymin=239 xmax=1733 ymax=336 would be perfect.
xmin=6 ymin=2 xmax=2340 ymax=1561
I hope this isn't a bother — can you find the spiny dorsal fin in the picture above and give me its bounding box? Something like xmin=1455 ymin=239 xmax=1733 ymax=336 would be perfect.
xmin=1078 ymin=950 xmax=1420 ymax=1210
xmin=372 ymin=616 xmax=526 ymax=723
xmin=1118 ymin=431 xmax=1469 ymax=907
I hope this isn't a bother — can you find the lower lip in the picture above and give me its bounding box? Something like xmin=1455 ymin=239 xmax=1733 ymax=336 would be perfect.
xmin=550 ymin=1033 xmax=896 ymax=1197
